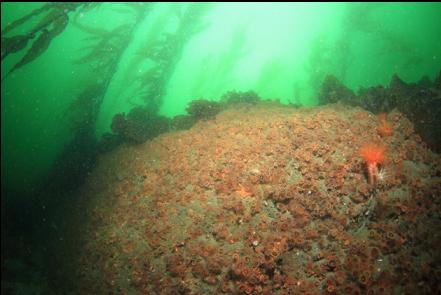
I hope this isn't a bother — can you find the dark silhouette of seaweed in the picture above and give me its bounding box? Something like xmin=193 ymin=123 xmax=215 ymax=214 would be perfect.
xmin=129 ymin=3 xmax=212 ymax=113
xmin=1 ymin=3 xmax=90 ymax=82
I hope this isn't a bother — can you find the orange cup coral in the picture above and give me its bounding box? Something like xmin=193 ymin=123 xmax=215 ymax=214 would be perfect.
xmin=360 ymin=143 xmax=386 ymax=185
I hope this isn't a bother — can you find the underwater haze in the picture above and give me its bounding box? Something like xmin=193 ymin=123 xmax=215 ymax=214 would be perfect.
xmin=2 ymin=2 xmax=441 ymax=192
xmin=1 ymin=2 xmax=441 ymax=295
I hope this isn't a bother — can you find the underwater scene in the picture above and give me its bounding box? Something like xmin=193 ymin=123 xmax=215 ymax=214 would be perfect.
xmin=1 ymin=2 xmax=441 ymax=295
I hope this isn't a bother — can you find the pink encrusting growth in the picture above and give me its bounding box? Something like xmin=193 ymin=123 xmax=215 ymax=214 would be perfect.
xmin=360 ymin=143 xmax=386 ymax=185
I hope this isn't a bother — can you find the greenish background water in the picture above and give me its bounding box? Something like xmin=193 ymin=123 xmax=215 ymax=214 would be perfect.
xmin=2 ymin=2 xmax=441 ymax=193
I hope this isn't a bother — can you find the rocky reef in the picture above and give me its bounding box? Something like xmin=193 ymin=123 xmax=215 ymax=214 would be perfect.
xmin=64 ymin=101 xmax=440 ymax=294
xmin=319 ymin=72 xmax=441 ymax=152
xmin=102 ymin=91 xmax=263 ymax=150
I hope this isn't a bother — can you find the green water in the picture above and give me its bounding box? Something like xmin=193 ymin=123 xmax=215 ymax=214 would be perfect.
xmin=1 ymin=2 xmax=441 ymax=192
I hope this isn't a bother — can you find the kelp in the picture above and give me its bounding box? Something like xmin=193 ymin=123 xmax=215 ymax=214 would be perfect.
xmin=3 ymin=13 xmax=70 ymax=79
xmin=50 ymin=4 xmax=154 ymax=192
xmin=73 ymin=24 xmax=131 ymax=66
xmin=11 ymin=29 xmax=51 ymax=72
xmin=342 ymin=3 xmax=421 ymax=73
xmin=72 ymin=3 xmax=151 ymax=80
xmin=1 ymin=3 xmax=89 ymax=82
xmin=1 ymin=35 xmax=31 ymax=60
xmin=130 ymin=3 xmax=212 ymax=111
xmin=1 ymin=3 xmax=51 ymax=36
xmin=66 ymin=82 xmax=106 ymax=130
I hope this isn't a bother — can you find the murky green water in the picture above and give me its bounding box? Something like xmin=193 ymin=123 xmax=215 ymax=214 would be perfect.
xmin=1 ymin=3 xmax=440 ymax=294
xmin=2 ymin=3 xmax=440 ymax=191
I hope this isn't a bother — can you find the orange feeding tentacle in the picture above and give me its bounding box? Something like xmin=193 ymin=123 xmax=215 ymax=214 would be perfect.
xmin=360 ymin=143 xmax=386 ymax=185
